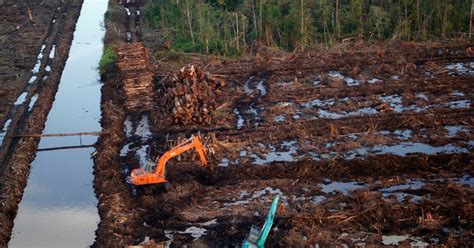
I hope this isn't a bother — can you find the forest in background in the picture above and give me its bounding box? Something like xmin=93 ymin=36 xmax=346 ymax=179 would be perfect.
xmin=143 ymin=0 xmax=474 ymax=56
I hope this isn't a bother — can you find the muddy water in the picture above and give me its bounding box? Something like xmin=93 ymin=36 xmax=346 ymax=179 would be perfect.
xmin=9 ymin=0 xmax=107 ymax=247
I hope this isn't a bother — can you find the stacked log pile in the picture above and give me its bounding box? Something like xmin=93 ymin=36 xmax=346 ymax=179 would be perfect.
xmin=158 ymin=65 xmax=225 ymax=125
xmin=116 ymin=43 xmax=154 ymax=112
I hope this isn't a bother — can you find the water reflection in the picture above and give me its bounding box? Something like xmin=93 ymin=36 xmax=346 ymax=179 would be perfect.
xmin=9 ymin=0 xmax=107 ymax=246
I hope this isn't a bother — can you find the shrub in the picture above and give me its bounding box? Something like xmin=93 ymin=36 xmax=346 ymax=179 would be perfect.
xmin=99 ymin=46 xmax=117 ymax=75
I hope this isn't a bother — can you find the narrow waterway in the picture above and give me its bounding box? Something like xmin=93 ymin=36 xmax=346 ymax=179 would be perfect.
xmin=9 ymin=0 xmax=107 ymax=246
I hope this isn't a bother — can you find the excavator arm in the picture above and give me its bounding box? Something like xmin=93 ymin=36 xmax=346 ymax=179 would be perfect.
xmin=131 ymin=135 xmax=207 ymax=186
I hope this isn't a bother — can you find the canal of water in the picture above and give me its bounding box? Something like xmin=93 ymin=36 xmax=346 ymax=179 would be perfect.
xmin=9 ymin=0 xmax=107 ymax=246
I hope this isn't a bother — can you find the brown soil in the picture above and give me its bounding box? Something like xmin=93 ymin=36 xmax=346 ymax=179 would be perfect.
xmin=0 ymin=0 xmax=84 ymax=245
xmin=94 ymin=0 xmax=474 ymax=246
xmin=0 ymin=0 xmax=62 ymax=126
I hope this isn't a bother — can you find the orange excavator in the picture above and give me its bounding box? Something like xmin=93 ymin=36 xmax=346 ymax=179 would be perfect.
xmin=130 ymin=135 xmax=208 ymax=186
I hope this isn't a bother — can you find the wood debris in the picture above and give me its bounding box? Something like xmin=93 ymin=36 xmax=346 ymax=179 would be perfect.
xmin=157 ymin=65 xmax=225 ymax=125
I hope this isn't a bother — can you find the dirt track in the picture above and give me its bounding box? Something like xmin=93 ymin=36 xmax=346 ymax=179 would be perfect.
xmin=0 ymin=0 xmax=84 ymax=245
xmin=95 ymin=0 xmax=474 ymax=246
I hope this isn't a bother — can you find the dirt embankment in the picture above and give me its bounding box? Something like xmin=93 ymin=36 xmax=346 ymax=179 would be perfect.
xmin=97 ymin=0 xmax=474 ymax=245
xmin=0 ymin=0 xmax=61 ymax=125
xmin=92 ymin=0 xmax=147 ymax=246
xmin=0 ymin=0 xmax=84 ymax=245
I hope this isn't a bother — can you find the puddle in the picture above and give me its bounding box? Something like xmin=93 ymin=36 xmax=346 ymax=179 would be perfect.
xmin=218 ymin=158 xmax=229 ymax=167
xmin=445 ymin=62 xmax=474 ymax=76
xmin=136 ymin=145 xmax=153 ymax=168
xmin=243 ymin=77 xmax=266 ymax=96
xmin=379 ymin=180 xmax=425 ymax=202
xmin=250 ymin=140 xmax=298 ymax=165
xmin=201 ymin=219 xmax=218 ymax=226
xmin=317 ymin=107 xmax=379 ymax=119
xmin=0 ymin=119 xmax=13 ymax=145
xmin=320 ymin=181 xmax=366 ymax=195
xmin=274 ymin=115 xmax=285 ymax=122
xmin=246 ymin=104 xmax=263 ymax=127
xmin=391 ymin=75 xmax=400 ymax=81
xmin=444 ymin=125 xmax=469 ymax=137
xmin=451 ymin=91 xmax=465 ymax=97
xmin=136 ymin=114 xmax=152 ymax=139
xmin=224 ymin=187 xmax=285 ymax=206
xmin=9 ymin=0 xmax=108 ymax=246
xmin=14 ymin=92 xmax=28 ymax=105
xmin=28 ymin=94 xmax=39 ymax=111
xmin=345 ymin=77 xmax=360 ymax=86
xmin=125 ymin=7 xmax=131 ymax=16
xmin=328 ymin=71 xmax=344 ymax=79
xmin=28 ymin=75 xmax=37 ymax=84
xmin=120 ymin=143 xmax=131 ymax=156
xmin=392 ymin=129 xmax=412 ymax=140
xmin=298 ymin=93 xmax=470 ymax=121
xmin=368 ymin=78 xmax=383 ymax=84
xmin=165 ymin=225 xmax=209 ymax=242
xmin=307 ymin=127 xmax=470 ymax=161
xmin=243 ymin=76 xmax=254 ymax=94
xmin=312 ymin=195 xmax=326 ymax=204
xmin=445 ymin=99 xmax=470 ymax=109
xmin=121 ymin=114 xmax=154 ymax=170
xmin=37 ymin=44 xmax=46 ymax=59
xmin=382 ymin=235 xmax=429 ymax=247
xmin=255 ymin=80 xmax=267 ymax=96
xmin=233 ymin=109 xmax=244 ymax=129
xmin=32 ymin=59 xmax=41 ymax=74
xmin=415 ymin=93 xmax=429 ymax=101
xmin=49 ymin=45 xmax=56 ymax=59
xmin=1 ymin=119 xmax=12 ymax=133
xmin=382 ymin=235 xmax=409 ymax=245
xmin=178 ymin=226 xmax=207 ymax=240
xmin=346 ymin=142 xmax=469 ymax=159
xmin=124 ymin=115 xmax=133 ymax=138
xmin=456 ymin=174 xmax=474 ymax=187
xmin=304 ymin=98 xmax=335 ymax=109
xmin=312 ymin=76 xmax=321 ymax=86
xmin=380 ymin=95 xmax=403 ymax=112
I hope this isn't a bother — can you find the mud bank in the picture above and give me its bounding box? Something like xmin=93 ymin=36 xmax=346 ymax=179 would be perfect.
xmin=93 ymin=73 xmax=144 ymax=246
xmin=92 ymin=0 xmax=146 ymax=245
xmin=0 ymin=0 xmax=84 ymax=245
xmin=0 ymin=0 xmax=65 ymax=126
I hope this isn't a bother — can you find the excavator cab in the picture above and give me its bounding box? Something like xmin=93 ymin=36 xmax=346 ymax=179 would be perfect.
xmin=130 ymin=135 xmax=208 ymax=186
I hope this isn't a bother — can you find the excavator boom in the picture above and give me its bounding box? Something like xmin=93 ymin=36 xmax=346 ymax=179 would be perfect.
xmin=131 ymin=135 xmax=207 ymax=186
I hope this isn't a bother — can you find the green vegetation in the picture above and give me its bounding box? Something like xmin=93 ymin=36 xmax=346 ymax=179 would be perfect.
xmin=99 ymin=46 xmax=117 ymax=75
xmin=144 ymin=0 xmax=473 ymax=56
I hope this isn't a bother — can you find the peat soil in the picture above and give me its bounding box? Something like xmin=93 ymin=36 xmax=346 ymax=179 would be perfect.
xmin=96 ymin=0 xmax=474 ymax=246
xmin=0 ymin=0 xmax=84 ymax=245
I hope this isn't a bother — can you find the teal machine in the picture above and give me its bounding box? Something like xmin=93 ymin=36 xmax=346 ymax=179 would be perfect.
xmin=242 ymin=195 xmax=279 ymax=248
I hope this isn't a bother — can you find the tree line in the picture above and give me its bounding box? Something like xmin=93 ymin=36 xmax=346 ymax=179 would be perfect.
xmin=143 ymin=0 xmax=474 ymax=56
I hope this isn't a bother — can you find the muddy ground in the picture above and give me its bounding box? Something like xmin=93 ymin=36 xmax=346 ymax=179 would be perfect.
xmin=94 ymin=0 xmax=474 ymax=247
xmin=0 ymin=0 xmax=84 ymax=245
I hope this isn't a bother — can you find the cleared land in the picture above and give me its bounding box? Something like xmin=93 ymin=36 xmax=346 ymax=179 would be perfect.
xmin=94 ymin=0 xmax=474 ymax=246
